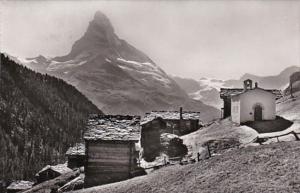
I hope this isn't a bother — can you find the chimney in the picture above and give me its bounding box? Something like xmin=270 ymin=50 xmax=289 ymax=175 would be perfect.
xmin=255 ymin=82 xmax=258 ymax=88
xmin=180 ymin=107 xmax=183 ymax=120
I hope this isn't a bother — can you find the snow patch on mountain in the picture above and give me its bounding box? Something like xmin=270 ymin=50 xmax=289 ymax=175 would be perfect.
xmin=117 ymin=58 xmax=144 ymax=67
xmin=116 ymin=57 xmax=164 ymax=73
xmin=189 ymin=90 xmax=204 ymax=100
xmin=47 ymin=60 xmax=87 ymax=71
xmin=105 ymin=58 xmax=112 ymax=63
xmin=18 ymin=57 xmax=34 ymax=64
xmin=187 ymin=78 xmax=231 ymax=109
xmin=3 ymin=53 xmax=37 ymax=67
xmin=197 ymin=77 xmax=228 ymax=91
xmin=116 ymin=57 xmax=171 ymax=85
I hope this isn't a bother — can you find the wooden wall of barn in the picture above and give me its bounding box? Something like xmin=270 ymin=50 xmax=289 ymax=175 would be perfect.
xmin=84 ymin=140 xmax=138 ymax=187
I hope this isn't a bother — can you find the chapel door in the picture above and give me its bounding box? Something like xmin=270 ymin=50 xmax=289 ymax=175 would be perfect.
xmin=254 ymin=105 xmax=262 ymax=121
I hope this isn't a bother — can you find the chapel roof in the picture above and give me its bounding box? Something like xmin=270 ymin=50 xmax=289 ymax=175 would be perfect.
xmin=220 ymin=88 xmax=282 ymax=99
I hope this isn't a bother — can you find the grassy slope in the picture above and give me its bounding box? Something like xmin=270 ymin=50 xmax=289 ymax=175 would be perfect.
xmin=75 ymin=141 xmax=300 ymax=193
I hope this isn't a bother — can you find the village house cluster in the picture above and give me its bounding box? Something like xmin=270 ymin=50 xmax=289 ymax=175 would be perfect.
xmin=82 ymin=110 xmax=202 ymax=187
xmin=4 ymin=108 xmax=202 ymax=193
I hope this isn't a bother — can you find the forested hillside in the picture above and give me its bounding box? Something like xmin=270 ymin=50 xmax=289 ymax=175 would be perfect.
xmin=0 ymin=54 xmax=102 ymax=181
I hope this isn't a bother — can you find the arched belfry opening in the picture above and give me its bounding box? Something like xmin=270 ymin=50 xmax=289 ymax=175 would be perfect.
xmin=243 ymin=79 xmax=253 ymax=90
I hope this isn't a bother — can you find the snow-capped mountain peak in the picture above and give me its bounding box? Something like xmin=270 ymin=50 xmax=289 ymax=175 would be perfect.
xmin=14 ymin=11 xmax=219 ymax=121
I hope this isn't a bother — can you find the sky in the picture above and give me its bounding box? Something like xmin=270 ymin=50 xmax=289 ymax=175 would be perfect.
xmin=1 ymin=0 xmax=300 ymax=80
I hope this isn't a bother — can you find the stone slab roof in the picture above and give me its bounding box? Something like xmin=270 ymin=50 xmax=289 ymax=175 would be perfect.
xmin=141 ymin=111 xmax=201 ymax=125
xmin=66 ymin=143 xmax=85 ymax=156
xmin=7 ymin=181 xmax=34 ymax=190
xmin=84 ymin=115 xmax=141 ymax=141
xmin=36 ymin=162 xmax=72 ymax=176
xmin=220 ymin=88 xmax=282 ymax=99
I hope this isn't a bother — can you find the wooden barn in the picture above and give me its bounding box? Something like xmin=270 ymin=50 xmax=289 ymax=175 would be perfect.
xmin=6 ymin=181 xmax=34 ymax=193
xmin=35 ymin=163 xmax=73 ymax=184
xmin=66 ymin=143 xmax=86 ymax=169
xmin=220 ymin=79 xmax=282 ymax=120
xmin=140 ymin=108 xmax=201 ymax=161
xmin=83 ymin=115 xmax=142 ymax=188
